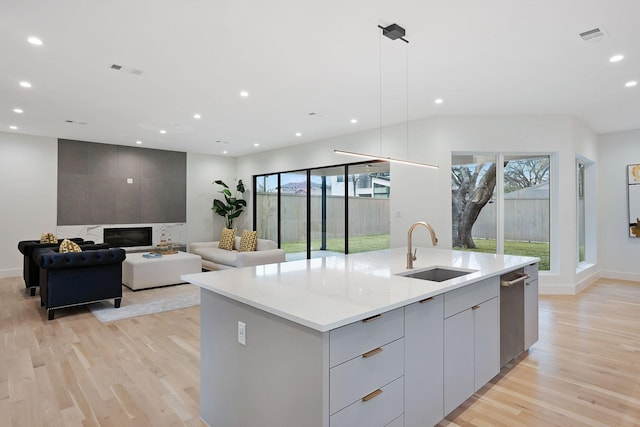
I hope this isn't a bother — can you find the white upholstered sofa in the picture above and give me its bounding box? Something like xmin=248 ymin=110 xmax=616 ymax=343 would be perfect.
xmin=189 ymin=237 xmax=286 ymax=270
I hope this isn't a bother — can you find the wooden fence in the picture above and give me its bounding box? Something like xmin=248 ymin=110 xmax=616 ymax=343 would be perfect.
xmin=255 ymin=193 xmax=390 ymax=243
xmin=472 ymin=199 xmax=549 ymax=242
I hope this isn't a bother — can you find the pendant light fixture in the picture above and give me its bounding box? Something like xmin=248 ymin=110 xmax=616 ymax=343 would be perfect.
xmin=334 ymin=23 xmax=438 ymax=170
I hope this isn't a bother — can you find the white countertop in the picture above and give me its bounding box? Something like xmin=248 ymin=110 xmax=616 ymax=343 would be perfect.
xmin=181 ymin=247 xmax=538 ymax=332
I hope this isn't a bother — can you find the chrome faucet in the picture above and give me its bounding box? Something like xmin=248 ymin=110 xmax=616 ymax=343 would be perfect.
xmin=407 ymin=222 xmax=438 ymax=269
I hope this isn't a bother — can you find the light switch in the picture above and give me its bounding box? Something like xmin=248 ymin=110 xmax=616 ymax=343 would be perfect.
xmin=238 ymin=321 xmax=246 ymax=346
xmin=127 ymin=178 xmax=133 ymax=184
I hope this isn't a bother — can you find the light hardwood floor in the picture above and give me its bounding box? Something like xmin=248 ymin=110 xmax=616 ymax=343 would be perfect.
xmin=1 ymin=275 xmax=639 ymax=426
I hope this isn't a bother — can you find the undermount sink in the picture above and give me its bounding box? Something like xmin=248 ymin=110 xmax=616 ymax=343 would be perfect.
xmin=395 ymin=267 xmax=475 ymax=282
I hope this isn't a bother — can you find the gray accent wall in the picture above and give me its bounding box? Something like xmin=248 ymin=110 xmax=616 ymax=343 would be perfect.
xmin=58 ymin=139 xmax=186 ymax=225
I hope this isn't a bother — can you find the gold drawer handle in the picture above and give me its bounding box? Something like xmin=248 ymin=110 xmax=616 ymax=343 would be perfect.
xmin=419 ymin=297 xmax=434 ymax=303
xmin=471 ymin=305 xmax=480 ymax=310
xmin=362 ymin=347 xmax=383 ymax=358
xmin=362 ymin=314 xmax=382 ymax=323
xmin=362 ymin=389 xmax=383 ymax=402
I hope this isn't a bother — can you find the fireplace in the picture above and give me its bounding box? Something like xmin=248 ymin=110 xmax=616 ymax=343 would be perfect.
xmin=104 ymin=227 xmax=152 ymax=247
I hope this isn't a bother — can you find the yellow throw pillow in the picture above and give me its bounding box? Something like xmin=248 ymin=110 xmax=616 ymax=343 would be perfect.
xmin=239 ymin=230 xmax=258 ymax=252
xmin=59 ymin=239 xmax=82 ymax=253
xmin=40 ymin=232 xmax=58 ymax=244
xmin=218 ymin=227 xmax=237 ymax=251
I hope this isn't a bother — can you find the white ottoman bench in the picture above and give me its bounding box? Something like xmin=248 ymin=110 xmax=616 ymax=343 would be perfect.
xmin=123 ymin=251 xmax=202 ymax=290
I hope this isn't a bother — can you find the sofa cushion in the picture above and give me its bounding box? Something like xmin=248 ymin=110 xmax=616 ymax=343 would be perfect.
xmin=239 ymin=230 xmax=258 ymax=252
xmin=196 ymin=247 xmax=239 ymax=267
xmin=218 ymin=228 xmax=236 ymax=251
xmin=59 ymin=239 xmax=82 ymax=253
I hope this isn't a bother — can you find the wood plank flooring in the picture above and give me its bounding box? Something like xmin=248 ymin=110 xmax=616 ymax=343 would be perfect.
xmin=1 ymin=275 xmax=639 ymax=426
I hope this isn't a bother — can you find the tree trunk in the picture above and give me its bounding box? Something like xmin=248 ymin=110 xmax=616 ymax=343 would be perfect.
xmin=452 ymin=162 xmax=498 ymax=248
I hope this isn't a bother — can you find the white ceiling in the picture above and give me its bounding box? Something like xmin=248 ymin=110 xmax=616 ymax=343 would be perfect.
xmin=1 ymin=0 xmax=639 ymax=157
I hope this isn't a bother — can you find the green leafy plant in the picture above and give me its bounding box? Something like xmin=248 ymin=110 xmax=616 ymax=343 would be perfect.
xmin=212 ymin=179 xmax=247 ymax=228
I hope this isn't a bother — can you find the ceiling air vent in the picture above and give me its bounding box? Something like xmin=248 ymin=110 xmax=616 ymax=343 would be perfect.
xmin=579 ymin=27 xmax=607 ymax=42
xmin=109 ymin=64 xmax=143 ymax=75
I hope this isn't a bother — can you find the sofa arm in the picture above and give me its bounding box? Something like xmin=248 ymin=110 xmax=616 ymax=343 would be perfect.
xmin=189 ymin=241 xmax=220 ymax=252
xmin=236 ymin=249 xmax=286 ymax=268
xmin=37 ymin=248 xmax=126 ymax=270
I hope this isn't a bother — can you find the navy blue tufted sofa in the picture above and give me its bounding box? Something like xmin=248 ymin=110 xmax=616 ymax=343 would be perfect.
xmin=35 ymin=247 xmax=126 ymax=320
xmin=18 ymin=238 xmax=88 ymax=296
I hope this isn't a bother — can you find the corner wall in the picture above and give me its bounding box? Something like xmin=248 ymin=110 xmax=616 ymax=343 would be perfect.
xmin=598 ymin=129 xmax=640 ymax=281
xmin=0 ymin=132 xmax=57 ymax=277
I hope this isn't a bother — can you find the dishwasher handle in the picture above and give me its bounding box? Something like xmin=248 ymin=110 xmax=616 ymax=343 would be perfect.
xmin=500 ymin=273 xmax=529 ymax=287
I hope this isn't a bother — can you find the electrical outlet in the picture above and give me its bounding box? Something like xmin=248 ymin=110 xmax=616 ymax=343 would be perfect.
xmin=238 ymin=321 xmax=246 ymax=346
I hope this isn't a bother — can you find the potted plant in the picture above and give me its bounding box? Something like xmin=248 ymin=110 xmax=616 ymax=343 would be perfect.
xmin=212 ymin=179 xmax=247 ymax=228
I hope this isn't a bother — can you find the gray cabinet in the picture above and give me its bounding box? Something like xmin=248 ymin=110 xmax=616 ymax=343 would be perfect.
xmin=524 ymin=263 xmax=539 ymax=350
xmin=329 ymin=307 xmax=405 ymax=426
xmin=404 ymin=295 xmax=444 ymax=427
xmin=443 ymin=277 xmax=500 ymax=415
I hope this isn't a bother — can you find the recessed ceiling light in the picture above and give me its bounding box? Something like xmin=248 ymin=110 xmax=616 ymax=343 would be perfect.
xmin=9 ymin=126 xmax=18 ymax=130
xmin=240 ymin=91 xmax=249 ymax=97
xmin=19 ymin=81 xmax=32 ymax=88
xmin=609 ymin=54 xmax=624 ymax=63
xmin=625 ymin=81 xmax=637 ymax=87
xmin=13 ymin=108 xmax=24 ymax=114
xmin=193 ymin=114 xmax=201 ymax=119
xmin=136 ymin=140 xmax=142 ymax=145
xmin=295 ymin=132 xmax=302 ymax=137
xmin=223 ymin=150 xmax=228 ymax=154
xmin=160 ymin=129 xmax=167 ymax=134
xmin=254 ymin=143 xmax=260 ymax=147
xmin=27 ymin=36 xmax=43 ymax=46
xmin=350 ymin=119 xmax=358 ymax=124
xmin=435 ymin=98 xmax=444 ymax=104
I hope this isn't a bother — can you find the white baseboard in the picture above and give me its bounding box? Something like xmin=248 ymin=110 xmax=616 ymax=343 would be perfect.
xmin=599 ymin=270 xmax=640 ymax=282
xmin=0 ymin=268 xmax=21 ymax=279
xmin=575 ymin=270 xmax=601 ymax=293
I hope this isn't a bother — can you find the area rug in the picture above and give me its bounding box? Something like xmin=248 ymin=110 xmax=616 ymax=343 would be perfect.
xmin=89 ymin=283 xmax=200 ymax=322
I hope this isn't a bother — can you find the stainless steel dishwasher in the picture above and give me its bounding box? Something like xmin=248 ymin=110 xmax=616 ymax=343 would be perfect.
xmin=499 ymin=268 xmax=528 ymax=368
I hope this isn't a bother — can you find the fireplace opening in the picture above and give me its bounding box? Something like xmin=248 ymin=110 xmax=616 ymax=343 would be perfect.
xmin=104 ymin=227 xmax=152 ymax=247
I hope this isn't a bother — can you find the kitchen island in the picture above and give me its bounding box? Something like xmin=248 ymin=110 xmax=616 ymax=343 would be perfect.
xmin=182 ymin=247 xmax=539 ymax=427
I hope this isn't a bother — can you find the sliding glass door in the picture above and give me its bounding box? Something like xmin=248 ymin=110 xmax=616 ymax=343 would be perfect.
xmin=254 ymin=160 xmax=390 ymax=260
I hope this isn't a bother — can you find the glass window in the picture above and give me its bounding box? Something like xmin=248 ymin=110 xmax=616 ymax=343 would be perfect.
xmin=348 ymin=162 xmax=390 ymax=254
xmin=451 ymin=155 xmax=497 ymax=254
xmin=577 ymin=161 xmax=586 ymax=264
xmin=452 ymin=153 xmax=551 ymax=271
xmin=255 ymin=174 xmax=279 ymax=243
xmin=254 ymin=160 xmax=390 ymax=260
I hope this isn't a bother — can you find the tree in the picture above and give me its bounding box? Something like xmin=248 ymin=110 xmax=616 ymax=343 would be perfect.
xmin=451 ymin=162 xmax=499 ymax=248
xmin=504 ymin=157 xmax=549 ymax=193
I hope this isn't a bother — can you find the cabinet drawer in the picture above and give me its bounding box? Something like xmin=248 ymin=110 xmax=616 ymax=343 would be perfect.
xmin=330 ymin=338 xmax=404 ymax=414
xmin=386 ymin=414 xmax=404 ymax=427
xmin=330 ymin=307 xmax=404 ymax=367
xmin=525 ymin=263 xmax=538 ymax=282
xmin=330 ymin=376 xmax=404 ymax=427
xmin=444 ymin=277 xmax=498 ymax=318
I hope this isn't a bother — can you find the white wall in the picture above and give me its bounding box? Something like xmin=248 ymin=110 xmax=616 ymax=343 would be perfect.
xmin=186 ymin=153 xmax=238 ymax=243
xmin=237 ymin=115 xmax=599 ymax=293
xmin=0 ymin=134 xmax=239 ymax=276
xmin=598 ymin=129 xmax=640 ymax=281
xmin=0 ymin=132 xmax=57 ymax=277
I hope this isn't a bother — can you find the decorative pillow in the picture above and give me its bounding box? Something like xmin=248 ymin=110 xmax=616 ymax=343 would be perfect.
xmin=59 ymin=239 xmax=82 ymax=253
xmin=239 ymin=230 xmax=258 ymax=252
xmin=218 ymin=228 xmax=237 ymax=251
xmin=40 ymin=232 xmax=58 ymax=244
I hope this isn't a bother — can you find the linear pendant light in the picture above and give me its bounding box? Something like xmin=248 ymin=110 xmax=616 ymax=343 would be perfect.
xmin=334 ymin=23 xmax=439 ymax=170
xmin=334 ymin=149 xmax=438 ymax=169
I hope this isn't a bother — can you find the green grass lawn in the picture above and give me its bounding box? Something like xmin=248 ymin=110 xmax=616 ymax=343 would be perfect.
xmin=456 ymin=238 xmax=550 ymax=271
xmin=281 ymin=234 xmax=390 ymax=254
xmin=283 ymin=234 xmax=550 ymax=270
